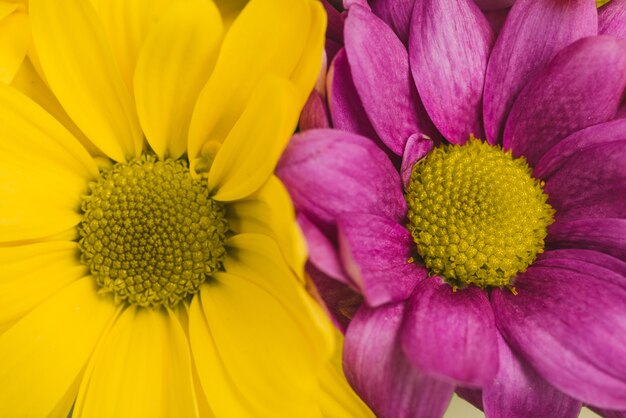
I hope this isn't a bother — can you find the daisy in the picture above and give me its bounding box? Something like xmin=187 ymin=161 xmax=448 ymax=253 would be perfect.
xmin=278 ymin=1 xmax=626 ymax=417
xmin=0 ymin=0 xmax=374 ymax=416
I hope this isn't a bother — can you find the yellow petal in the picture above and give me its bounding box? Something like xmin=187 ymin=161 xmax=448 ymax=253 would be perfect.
xmin=94 ymin=0 xmax=177 ymax=94
xmin=187 ymin=0 xmax=321 ymax=161
xmin=0 ymin=278 xmax=116 ymax=418
xmin=195 ymin=274 xmax=322 ymax=417
xmin=290 ymin=0 xmax=327 ymax=104
xmin=213 ymin=0 xmax=247 ymax=30
xmin=11 ymin=57 xmax=104 ymax=157
xmin=30 ymin=0 xmax=143 ymax=162
xmin=208 ymin=76 xmax=300 ymax=201
xmin=0 ymin=83 xmax=97 ymax=243
xmin=318 ymin=329 xmax=376 ymax=418
xmin=188 ymin=296 xmax=254 ymax=417
xmin=0 ymin=8 xmax=29 ymax=84
xmin=74 ymin=307 xmax=199 ymax=418
xmin=228 ymin=175 xmax=307 ymax=279
xmin=223 ymin=233 xmax=334 ymax=364
xmin=0 ymin=241 xmax=86 ymax=334
xmin=134 ymin=0 xmax=222 ymax=159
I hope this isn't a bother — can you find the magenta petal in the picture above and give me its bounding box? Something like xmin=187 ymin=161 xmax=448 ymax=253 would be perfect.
xmin=503 ymin=36 xmax=626 ymax=166
xmin=475 ymin=0 xmax=515 ymax=11
xmin=535 ymin=119 xmax=626 ymax=179
xmin=409 ymin=0 xmax=493 ymax=144
xmin=599 ymin=0 xmax=626 ymax=40
xmin=401 ymin=277 xmax=499 ymax=387
xmin=492 ymin=260 xmax=626 ymax=409
xmin=537 ymin=249 xmax=626 ymax=278
xmin=456 ymin=387 xmax=484 ymax=411
xmin=297 ymin=214 xmax=351 ymax=285
xmin=327 ymin=49 xmax=379 ymax=139
xmin=299 ymin=90 xmax=330 ymax=131
xmin=483 ymin=0 xmax=596 ymax=144
xmin=401 ymin=133 xmax=434 ymax=190
xmin=337 ymin=213 xmax=426 ymax=307
xmin=277 ymin=129 xmax=406 ymax=231
xmin=547 ymin=218 xmax=626 ymax=261
xmin=590 ymin=406 xmax=626 ymax=418
xmin=543 ymin=141 xmax=626 ymax=221
xmin=344 ymin=5 xmax=421 ymax=155
xmin=483 ymin=334 xmax=582 ymax=418
xmin=344 ymin=303 xmax=455 ymax=418
xmin=370 ymin=0 xmax=414 ymax=45
xmin=307 ymin=264 xmax=363 ymax=333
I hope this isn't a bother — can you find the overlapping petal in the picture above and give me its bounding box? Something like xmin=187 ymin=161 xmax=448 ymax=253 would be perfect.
xmin=344 ymin=303 xmax=455 ymax=418
xmin=493 ymin=259 xmax=626 ymax=409
xmin=483 ymin=0 xmax=596 ymax=143
xmin=30 ymin=0 xmax=143 ymax=162
xmin=409 ymin=0 xmax=493 ymax=144
xmin=0 ymin=83 xmax=97 ymax=243
xmin=504 ymin=36 xmax=626 ymax=166
xmin=134 ymin=0 xmax=222 ymax=159
xmin=401 ymin=277 xmax=498 ymax=387
xmin=277 ymin=129 xmax=406 ymax=231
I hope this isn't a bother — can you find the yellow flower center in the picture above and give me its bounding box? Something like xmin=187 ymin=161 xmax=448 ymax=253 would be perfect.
xmin=79 ymin=155 xmax=229 ymax=308
xmin=405 ymin=138 xmax=554 ymax=288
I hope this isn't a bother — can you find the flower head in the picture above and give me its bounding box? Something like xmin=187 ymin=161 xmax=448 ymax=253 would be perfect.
xmin=278 ymin=1 xmax=626 ymax=417
xmin=0 ymin=0 xmax=374 ymax=416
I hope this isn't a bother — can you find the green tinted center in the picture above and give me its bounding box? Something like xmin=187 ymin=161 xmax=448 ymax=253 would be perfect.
xmin=405 ymin=138 xmax=554 ymax=288
xmin=79 ymin=155 xmax=229 ymax=308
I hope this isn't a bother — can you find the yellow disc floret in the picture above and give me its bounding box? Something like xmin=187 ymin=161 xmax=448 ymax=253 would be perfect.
xmin=405 ymin=138 xmax=554 ymax=288
xmin=79 ymin=155 xmax=229 ymax=308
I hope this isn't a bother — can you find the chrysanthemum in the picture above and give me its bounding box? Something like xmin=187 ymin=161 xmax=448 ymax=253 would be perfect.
xmin=0 ymin=0 xmax=375 ymax=416
xmin=278 ymin=1 xmax=626 ymax=417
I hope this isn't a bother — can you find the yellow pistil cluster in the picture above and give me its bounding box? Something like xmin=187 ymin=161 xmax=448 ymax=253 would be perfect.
xmin=79 ymin=155 xmax=229 ymax=308
xmin=405 ymin=138 xmax=554 ymax=288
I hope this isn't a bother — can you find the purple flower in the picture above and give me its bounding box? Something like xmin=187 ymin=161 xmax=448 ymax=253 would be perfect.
xmin=277 ymin=1 xmax=626 ymax=417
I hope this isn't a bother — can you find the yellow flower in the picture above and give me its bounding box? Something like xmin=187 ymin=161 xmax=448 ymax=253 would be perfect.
xmin=0 ymin=0 xmax=370 ymax=416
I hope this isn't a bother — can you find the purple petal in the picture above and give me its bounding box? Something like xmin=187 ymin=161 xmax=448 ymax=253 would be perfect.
xmin=492 ymin=259 xmax=626 ymax=409
xmin=337 ymin=213 xmax=425 ymax=307
xmin=503 ymin=36 xmax=626 ymax=166
xmin=343 ymin=0 xmax=369 ymax=9
xmin=537 ymin=249 xmax=626 ymax=278
xmin=409 ymin=0 xmax=493 ymax=144
xmin=483 ymin=8 xmax=510 ymax=36
xmin=327 ymin=49 xmax=379 ymax=139
xmin=344 ymin=5 xmax=421 ymax=155
xmin=401 ymin=133 xmax=434 ymax=190
xmin=543 ymin=141 xmax=626 ymax=221
xmin=475 ymin=0 xmax=515 ymax=11
xmin=370 ymin=0 xmax=414 ymax=45
xmin=534 ymin=119 xmax=626 ymax=179
xmin=401 ymin=277 xmax=499 ymax=386
xmin=590 ymin=406 xmax=626 ymax=418
xmin=599 ymin=0 xmax=626 ymax=40
xmin=299 ymin=90 xmax=330 ymax=131
xmin=456 ymin=387 xmax=484 ymax=411
xmin=547 ymin=218 xmax=626 ymax=261
xmin=277 ymin=129 xmax=406 ymax=231
xmin=297 ymin=213 xmax=351 ymax=285
xmin=617 ymin=103 xmax=626 ymax=120
xmin=483 ymin=0 xmax=596 ymax=144
xmin=483 ymin=334 xmax=582 ymax=418
xmin=344 ymin=303 xmax=455 ymax=418
xmin=307 ymin=263 xmax=362 ymax=333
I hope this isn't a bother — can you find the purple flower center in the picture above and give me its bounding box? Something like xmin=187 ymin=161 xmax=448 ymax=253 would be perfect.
xmin=404 ymin=138 xmax=554 ymax=288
